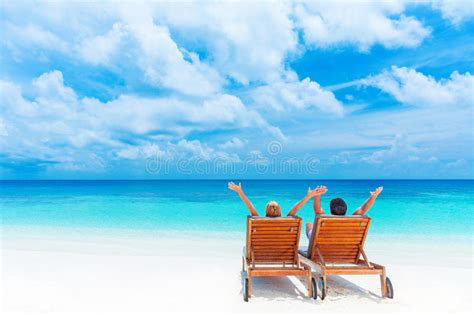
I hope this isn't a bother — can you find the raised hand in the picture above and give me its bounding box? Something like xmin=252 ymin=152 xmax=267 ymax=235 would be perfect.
xmin=315 ymin=185 xmax=328 ymax=195
xmin=228 ymin=181 xmax=243 ymax=193
xmin=287 ymin=185 xmax=327 ymax=216
xmin=228 ymin=182 xmax=258 ymax=216
xmin=352 ymin=186 xmax=383 ymax=215
xmin=307 ymin=185 xmax=328 ymax=197
xmin=370 ymin=186 xmax=383 ymax=197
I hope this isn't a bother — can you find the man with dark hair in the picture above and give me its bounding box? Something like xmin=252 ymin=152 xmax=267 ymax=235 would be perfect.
xmin=305 ymin=186 xmax=383 ymax=239
xmin=329 ymin=197 xmax=347 ymax=215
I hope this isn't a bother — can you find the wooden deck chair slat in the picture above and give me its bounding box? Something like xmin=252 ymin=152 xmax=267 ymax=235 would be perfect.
xmin=246 ymin=216 xmax=302 ymax=264
xmin=300 ymin=215 xmax=392 ymax=299
xmin=307 ymin=216 xmax=371 ymax=264
xmin=243 ymin=216 xmax=313 ymax=300
xmin=253 ymin=236 xmax=299 ymax=239
xmin=253 ymin=231 xmax=299 ymax=235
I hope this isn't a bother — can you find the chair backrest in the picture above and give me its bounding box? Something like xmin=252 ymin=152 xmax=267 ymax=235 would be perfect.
xmin=307 ymin=216 xmax=371 ymax=264
xmin=246 ymin=216 xmax=302 ymax=265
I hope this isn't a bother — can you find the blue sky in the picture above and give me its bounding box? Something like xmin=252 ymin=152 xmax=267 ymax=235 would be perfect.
xmin=0 ymin=0 xmax=473 ymax=179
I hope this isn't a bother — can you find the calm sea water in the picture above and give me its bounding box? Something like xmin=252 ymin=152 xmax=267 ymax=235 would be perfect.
xmin=1 ymin=180 xmax=473 ymax=237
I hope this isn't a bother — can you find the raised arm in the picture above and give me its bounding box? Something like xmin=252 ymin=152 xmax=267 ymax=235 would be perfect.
xmin=228 ymin=182 xmax=259 ymax=216
xmin=313 ymin=185 xmax=327 ymax=215
xmin=287 ymin=186 xmax=327 ymax=216
xmin=352 ymin=186 xmax=383 ymax=215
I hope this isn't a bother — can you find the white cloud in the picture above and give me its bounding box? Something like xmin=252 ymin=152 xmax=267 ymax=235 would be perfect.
xmin=196 ymin=94 xmax=285 ymax=139
xmin=174 ymin=139 xmax=214 ymax=160
xmin=2 ymin=3 xmax=223 ymax=97
xmin=362 ymin=66 xmax=474 ymax=107
xmin=79 ymin=93 xmax=284 ymax=139
xmin=1 ymin=1 xmax=449 ymax=93
xmin=219 ymin=137 xmax=247 ymax=150
xmin=3 ymin=22 xmax=69 ymax=53
xmin=0 ymin=118 xmax=8 ymax=137
xmin=124 ymin=19 xmax=222 ymax=96
xmin=446 ymin=158 xmax=467 ymax=168
xmin=250 ymin=75 xmax=344 ymax=116
xmin=168 ymin=139 xmax=243 ymax=164
xmin=116 ymin=143 xmax=164 ymax=160
xmin=155 ymin=1 xmax=298 ymax=85
xmin=78 ymin=23 xmax=124 ymax=65
xmin=0 ymin=1 xmax=472 ymax=178
xmin=429 ymin=0 xmax=474 ymax=25
xmin=32 ymin=70 xmax=77 ymax=102
xmin=3 ymin=1 xmax=296 ymax=87
xmin=0 ymin=75 xmax=119 ymax=163
xmin=361 ymin=133 xmax=420 ymax=164
xmin=294 ymin=0 xmax=431 ymax=51
xmin=0 ymin=80 xmax=37 ymax=117
xmin=289 ymin=91 xmax=472 ymax=174
xmin=0 ymin=71 xmax=282 ymax=169
xmin=115 ymin=138 xmax=242 ymax=164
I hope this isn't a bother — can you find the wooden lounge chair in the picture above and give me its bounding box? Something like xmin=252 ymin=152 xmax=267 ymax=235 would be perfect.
xmin=298 ymin=215 xmax=393 ymax=300
xmin=241 ymin=216 xmax=314 ymax=301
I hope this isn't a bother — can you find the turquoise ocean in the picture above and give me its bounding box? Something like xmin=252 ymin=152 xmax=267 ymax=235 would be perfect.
xmin=1 ymin=180 xmax=473 ymax=240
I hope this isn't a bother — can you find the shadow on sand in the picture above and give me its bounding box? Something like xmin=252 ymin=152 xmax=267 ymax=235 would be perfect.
xmin=240 ymin=273 xmax=385 ymax=304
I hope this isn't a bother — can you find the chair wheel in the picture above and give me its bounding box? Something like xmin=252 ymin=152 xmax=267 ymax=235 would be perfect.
xmin=311 ymin=277 xmax=317 ymax=300
xmin=386 ymin=277 xmax=394 ymax=299
xmin=243 ymin=278 xmax=249 ymax=302
xmin=319 ymin=277 xmax=326 ymax=300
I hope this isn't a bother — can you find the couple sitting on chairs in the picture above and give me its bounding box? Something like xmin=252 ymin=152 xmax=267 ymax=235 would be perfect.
xmin=229 ymin=182 xmax=392 ymax=301
xmin=228 ymin=182 xmax=384 ymax=234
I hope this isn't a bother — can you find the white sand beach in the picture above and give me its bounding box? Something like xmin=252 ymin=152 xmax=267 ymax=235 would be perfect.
xmin=1 ymin=227 xmax=472 ymax=314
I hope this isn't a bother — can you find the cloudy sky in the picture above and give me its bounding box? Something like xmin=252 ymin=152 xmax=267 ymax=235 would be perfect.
xmin=0 ymin=0 xmax=473 ymax=179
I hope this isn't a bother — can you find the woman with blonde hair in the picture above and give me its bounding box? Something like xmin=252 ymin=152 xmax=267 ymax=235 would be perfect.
xmin=228 ymin=182 xmax=325 ymax=217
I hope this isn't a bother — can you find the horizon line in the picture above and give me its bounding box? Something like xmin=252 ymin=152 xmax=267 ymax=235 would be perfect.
xmin=1 ymin=179 xmax=473 ymax=181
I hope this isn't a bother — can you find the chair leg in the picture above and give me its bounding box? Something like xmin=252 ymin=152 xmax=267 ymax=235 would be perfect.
xmin=306 ymin=267 xmax=312 ymax=297
xmin=248 ymin=274 xmax=252 ymax=297
xmin=323 ymin=273 xmax=327 ymax=296
xmin=380 ymin=268 xmax=387 ymax=297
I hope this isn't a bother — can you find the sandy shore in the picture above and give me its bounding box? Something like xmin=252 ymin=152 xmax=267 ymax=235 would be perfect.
xmin=1 ymin=227 xmax=472 ymax=314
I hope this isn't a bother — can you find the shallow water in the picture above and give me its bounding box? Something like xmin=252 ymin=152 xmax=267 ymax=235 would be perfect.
xmin=1 ymin=180 xmax=473 ymax=238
